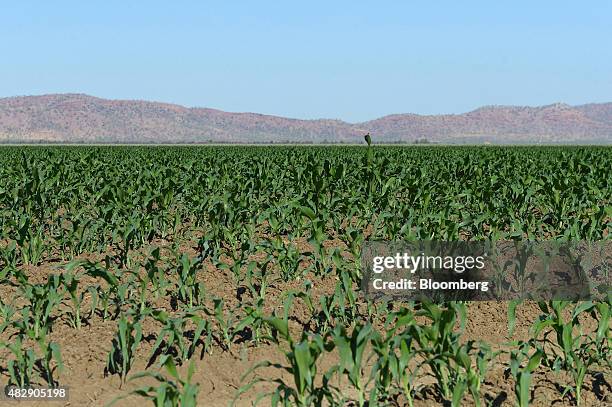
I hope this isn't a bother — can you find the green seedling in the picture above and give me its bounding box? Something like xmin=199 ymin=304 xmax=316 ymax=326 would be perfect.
xmin=106 ymin=314 xmax=143 ymax=383
xmin=18 ymin=274 xmax=64 ymax=339
xmin=0 ymin=297 xmax=16 ymax=334
xmin=1 ymin=333 xmax=63 ymax=388
xmin=236 ymin=325 xmax=334 ymax=406
xmin=13 ymin=215 xmax=46 ymax=266
xmin=452 ymin=341 xmax=496 ymax=407
xmin=509 ymin=340 xmax=544 ymax=407
xmin=63 ymin=259 xmax=120 ymax=321
xmin=61 ymin=270 xmax=83 ymax=329
xmin=369 ymin=307 xmax=418 ymax=406
xmin=38 ymin=338 xmax=64 ymax=387
xmin=0 ymin=240 xmax=18 ymax=281
xmin=2 ymin=335 xmax=36 ymax=388
xmin=206 ymin=298 xmax=252 ymax=351
xmin=145 ymin=247 xmax=171 ymax=300
xmin=330 ymin=323 xmax=372 ymax=407
xmin=532 ymin=301 xmax=600 ymax=405
xmin=148 ymin=310 xmax=211 ymax=366
xmin=111 ymin=357 xmax=199 ymax=407
xmin=174 ymin=252 xmax=206 ymax=308
xmin=235 ymin=295 xmax=337 ymax=406
xmin=408 ymin=301 xmax=467 ymax=402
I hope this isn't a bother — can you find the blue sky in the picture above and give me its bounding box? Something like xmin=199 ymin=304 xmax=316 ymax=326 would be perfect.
xmin=1 ymin=1 xmax=611 ymax=122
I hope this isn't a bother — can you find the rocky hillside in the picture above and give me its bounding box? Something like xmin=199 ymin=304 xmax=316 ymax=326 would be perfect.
xmin=0 ymin=94 xmax=610 ymax=143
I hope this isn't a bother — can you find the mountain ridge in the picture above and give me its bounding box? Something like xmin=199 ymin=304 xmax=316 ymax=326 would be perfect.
xmin=1 ymin=94 xmax=611 ymax=144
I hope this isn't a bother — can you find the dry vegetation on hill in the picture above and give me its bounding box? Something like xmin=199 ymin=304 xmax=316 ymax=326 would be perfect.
xmin=0 ymin=94 xmax=611 ymax=143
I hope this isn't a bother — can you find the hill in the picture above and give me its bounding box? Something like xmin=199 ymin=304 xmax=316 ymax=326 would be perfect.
xmin=1 ymin=94 xmax=611 ymax=143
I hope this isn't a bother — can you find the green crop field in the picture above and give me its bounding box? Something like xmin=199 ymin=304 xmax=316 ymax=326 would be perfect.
xmin=0 ymin=145 xmax=610 ymax=406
